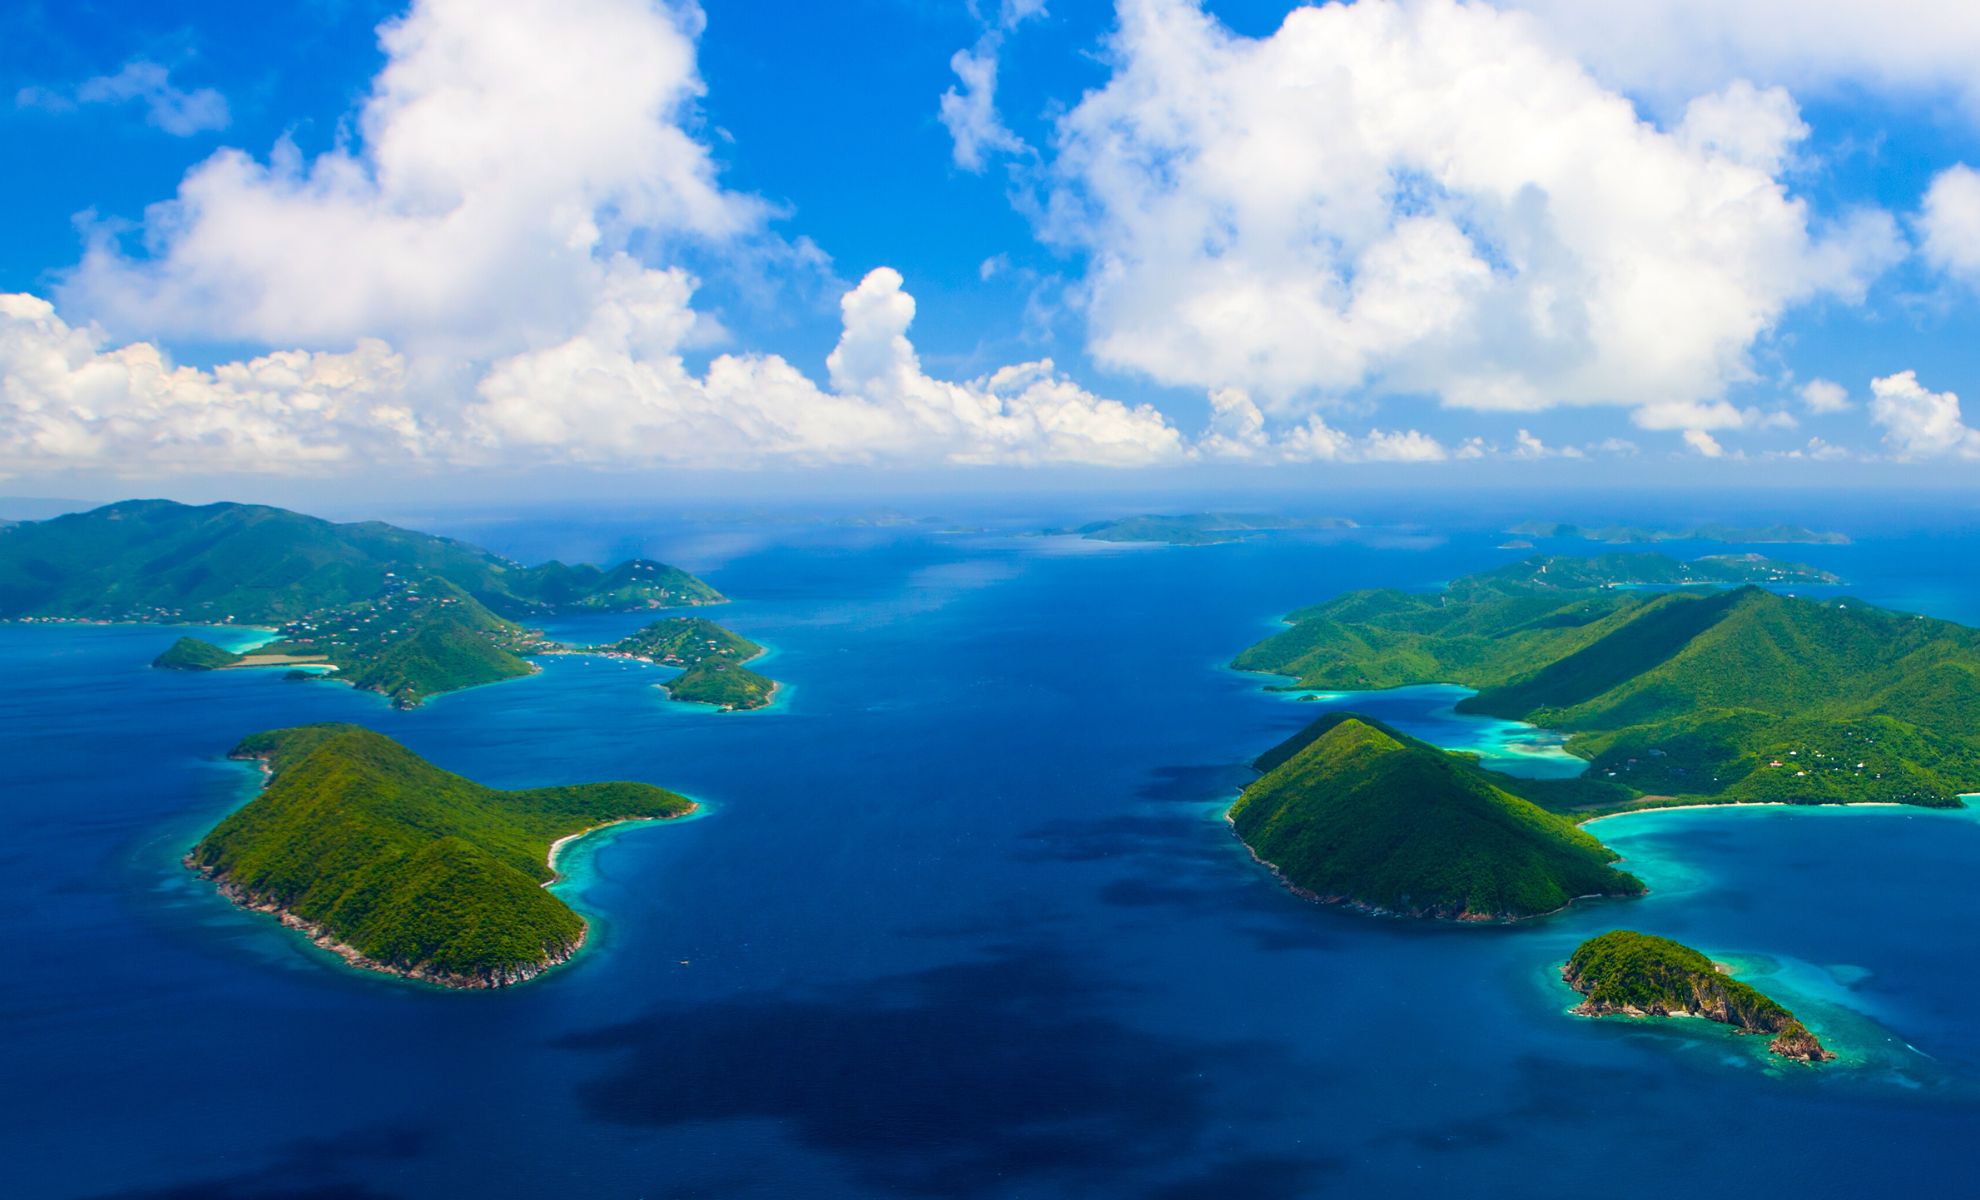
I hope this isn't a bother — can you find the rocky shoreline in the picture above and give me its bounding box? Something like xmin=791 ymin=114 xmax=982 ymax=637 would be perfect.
xmin=187 ymin=859 xmax=581 ymax=988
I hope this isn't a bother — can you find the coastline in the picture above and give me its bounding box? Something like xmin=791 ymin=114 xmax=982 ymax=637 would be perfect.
xmin=1582 ymin=801 xmax=1909 ymax=827
xmin=544 ymin=806 xmax=698 ymax=883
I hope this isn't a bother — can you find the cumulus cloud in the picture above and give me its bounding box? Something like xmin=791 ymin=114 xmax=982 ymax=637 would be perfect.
xmin=63 ymin=0 xmax=764 ymax=353
xmin=1037 ymin=0 xmax=1900 ymax=428
xmin=1497 ymin=0 xmax=1980 ymax=115
xmin=17 ymin=60 xmax=229 ymax=137
xmin=0 ymin=294 xmax=423 ymax=473
xmin=1798 ymin=379 xmax=1850 ymax=413
xmin=1919 ymin=165 xmax=1980 ymax=286
xmin=1682 ymin=429 xmax=1726 ymax=458
xmin=473 ymin=266 xmax=1185 ymax=467
xmin=1868 ymin=370 xmax=1980 ymax=459
xmin=939 ymin=1 xmax=1047 ymax=172
xmin=1193 ymin=387 xmax=1448 ymax=463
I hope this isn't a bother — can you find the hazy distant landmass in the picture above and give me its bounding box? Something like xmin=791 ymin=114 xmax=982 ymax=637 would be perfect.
xmin=1073 ymin=513 xmax=1358 ymax=546
xmin=188 ymin=724 xmax=694 ymax=987
xmin=1235 ymin=553 xmax=1980 ymax=809
xmin=1231 ymin=713 xmax=1643 ymax=920
xmin=1564 ymin=930 xmax=1834 ymax=1061
xmin=2 ymin=500 xmax=728 ymax=708
xmin=1508 ymin=521 xmax=1850 ymax=546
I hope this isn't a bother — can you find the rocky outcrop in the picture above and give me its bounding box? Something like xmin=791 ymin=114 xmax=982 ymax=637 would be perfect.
xmin=1564 ymin=930 xmax=1835 ymax=1063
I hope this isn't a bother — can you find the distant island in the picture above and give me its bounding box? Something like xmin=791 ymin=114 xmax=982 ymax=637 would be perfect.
xmin=1230 ymin=713 xmax=1642 ymax=920
xmin=1071 ymin=513 xmax=1357 ymax=546
xmin=1507 ymin=521 xmax=1850 ymax=546
xmin=3 ymin=500 xmax=728 ymax=708
xmin=188 ymin=725 xmax=694 ymax=988
xmin=587 ymin=617 xmax=778 ymax=711
xmin=1564 ymin=931 xmax=1834 ymax=1062
xmin=1234 ymin=553 xmax=1977 ymax=809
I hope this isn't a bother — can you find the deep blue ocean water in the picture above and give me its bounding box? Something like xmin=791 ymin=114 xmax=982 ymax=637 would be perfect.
xmin=7 ymin=501 xmax=1980 ymax=1198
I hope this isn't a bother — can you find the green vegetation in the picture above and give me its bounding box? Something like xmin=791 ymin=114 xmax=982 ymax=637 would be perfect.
xmin=1508 ymin=522 xmax=1850 ymax=546
xmin=3 ymin=499 xmax=732 ymax=707
xmin=1563 ymin=930 xmax=1834 ymax=1061
xmin=667 ymin=659 xmax=776 ymax=710
xmin=188 ymin=724 xmax=693 ymax=987
xmin=599 ymin=616 xmax=778 ymax=710
xmin=1234 ymin=554 xmax=1979 ymax=809
xmin=257 ymin=579 xmax=538 ymax=708
xmin=1229 ymin=713 xmax=1643 ymax=920
xmin=153 ymin=636 xmax=243 ymax=671
xmin=0 ymin=498 xmax=722 ymax=622
xmin=1074 ymin=513 xmax=1356 ymax=546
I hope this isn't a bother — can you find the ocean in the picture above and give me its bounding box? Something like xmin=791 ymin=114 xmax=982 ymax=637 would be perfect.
xmin=6 ymin=497 xmax=1980 ymax=1198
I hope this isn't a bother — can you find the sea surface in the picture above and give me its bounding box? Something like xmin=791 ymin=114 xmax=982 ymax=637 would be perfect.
xmin=7 ymin=498 xmax=1980 ymax=1198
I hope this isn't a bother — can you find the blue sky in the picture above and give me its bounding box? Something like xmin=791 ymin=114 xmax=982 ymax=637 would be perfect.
xmin=6 ymin=0 xmax=1980 ymax=494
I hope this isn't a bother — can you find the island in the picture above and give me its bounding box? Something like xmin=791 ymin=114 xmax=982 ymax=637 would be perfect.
xmin=1071 ymin=513 xmax=1356 ymax=546
xmin=187 ymin=724 xmax=695 ymax=988
xmin=593 ymin=616 xmax=778 ymax=711
xmin=1506 ymin=522 xmax=1850 ymax=546
xmin=153 ymin=636 xmax=247 ymax=671
xmin=1 ymin=499 xmax=729 ymax=708
xmin=1229 ymin=713 xmax=1643 ymax=920
xmin=1234 ymin=553 xmax=1979 ymax=810
xmin=1563 ymin=930 xmax=1834 ymax=1062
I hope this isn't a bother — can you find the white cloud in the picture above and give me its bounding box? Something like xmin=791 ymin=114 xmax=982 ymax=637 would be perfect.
xmin=1798 ymin=379 xmax=1850 ymax=413
xmin=1682 ymin=429 xmax=1725 ymax=458
xmin=1037 ymin=0 xmax=1900 ymax=429
xmin=1919 ymin=165 xmax=1980 ymax=286
xmin=464 ymin=266 xmax=1190 ymax=468
xmin=1498 ymin=1 xmax=1980 ymax=115
xmin=1868 ymin=370 xmax=1980 ymax=459
xmin=63 ymin=0 xmax=765 ymax=354
xmin=17 ymin=60 xmax=229 ymax=137
xmin=0 ymin=294 xmax=423 ymax=473
xmin=1193 ymin=387 xmax=1448 ymax=463
xmin=939 ymin=1 xmax=1047 ymax=172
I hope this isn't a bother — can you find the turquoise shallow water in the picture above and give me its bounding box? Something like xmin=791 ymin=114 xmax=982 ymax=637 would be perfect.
xmin=6 ymin=509 xmax=1980 ymax=1197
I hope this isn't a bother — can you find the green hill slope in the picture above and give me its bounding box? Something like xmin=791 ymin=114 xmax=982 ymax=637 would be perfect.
xmin=0 ymin=498 xmax=721 ymax=622
xmin=601 ymin=617 xmax=778 ymax=710
xmin=152 ymin=636 xmax=243 ymax=671
xmin=188 ymin=725 xmax=694 ymax=987
xmin=1564 ymin=930 xmax=1833 ymax=1061
xmin=1236 ymin=555 xmax=1980 ymax=809
xmin=1230 ymin=714 xmax=1643 ymax=920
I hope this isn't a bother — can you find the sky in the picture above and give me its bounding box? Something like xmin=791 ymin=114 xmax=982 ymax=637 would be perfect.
xmin=6 ymin=0 xmax=1980 ymax=499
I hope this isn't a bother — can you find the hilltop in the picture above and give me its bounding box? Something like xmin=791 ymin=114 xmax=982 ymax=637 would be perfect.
xmin=1234 ymin=554 xmax=1980 ymax=809
xmin=188 ymin=725 xmax=694 ymax=987
xmin=1 ymin=500 xmax=728 ymax=707
xmin=0 ymin=499 xmax=721 ymax=623
xmin=598 ymin=617 xmax=778 ymax=711
xmin=1229 ymin=713 xmax=1643 ymax=920
xmin=1564 ymin=931 xmax=1834 ymax=1062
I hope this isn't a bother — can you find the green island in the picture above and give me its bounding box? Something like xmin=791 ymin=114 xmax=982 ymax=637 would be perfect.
xmin=1072 ymin=513 xmax=1356 ymax=546
xmin=187 ymin=724 xmax=694 ymax=988
xmin=1507 ymin=521 xmax=1851 ymax=546
xmin=1231 ymin=713 xmax=1642 ymax=920
xmin=1234 ymin=553 xmax=1979 ymax=810
xmin=1 ymin=499 xmax=728 ymax=708
xmin=588 ymin=617 xmax=778 ymax=711
xmin=1563 ymin=930 xmax=1834 ymax=1062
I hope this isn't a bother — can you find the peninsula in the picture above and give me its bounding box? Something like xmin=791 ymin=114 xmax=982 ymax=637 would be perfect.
xmin=1506 ymin=522 xmax=1850 ymax=546
xmin=1 ymin=499 xmax=728 ymax=708
xmin=597 ymin=616 xmax=777 ymax=711
xmin=188 ymin=724 xmax=694 ymax=987
xmin=1235 ymin=553 xmax=1980 ymax=810
xmin=1229 ymin=713 xmax=1643 ymax=920
xmin=1564 ymin=930 xmax=1834 ymax=1062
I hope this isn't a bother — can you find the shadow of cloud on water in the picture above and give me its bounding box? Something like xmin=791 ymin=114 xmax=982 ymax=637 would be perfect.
xmin=84 ymin=1124 xmax=428 ymax=1200
xmin=553 ymin=944 xmax=1313 ymax=1197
